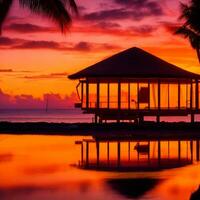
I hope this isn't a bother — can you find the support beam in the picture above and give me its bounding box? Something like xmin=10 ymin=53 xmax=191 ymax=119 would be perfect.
xmin=81 ymin=81 xmax=84 ymax=104
xmin=190 ymin=80 xmax=194 ymax=123
xmin=178 ymin=140 xmax=181 ymax=161
xmin=86 ymin=141 xmax=89 ymax=166
xmin=158 ymin=140 xmax=161 ymax=165
xmin=107 ymin=83 xmax=110 ymax=109
xmin=128 ymin=82 xmax=130 ymax=110
xmin=117 ymin=141 xmax=121 ymax=167
xmin=158 ymin=80 xmax=161 ymax=110
xmin=190 ymin=140 xmax=193 ymax=162
xmin=96 ymin=141 xmax=100 ymax=166
xmin=128 ymin=141 xmax=131 ymax=161
xmin=196 ymin=79 xmax=199 ymax=111
xmin=118 ymin=81 xmax=121 ymax=110
xmin=97 ymin=82 xmax=100 ymax=109
xmin=137 ymin=82 xmax=139 ymax=110
xmin=168 ymin=83 xmax=170 ymax=109
xmin=86 ymin=81 xmax=89 ymax=109
xmin=178 ymin=81 xmax=180 ymax=110
xmin=196 ymin=140 xmax=199 ymax=161
xmin=168 ymin=141 xmax=170 ymax=160
xmin=148 ymin=82 xmax=150 ymax=110
xmin=107 ymin=142 xmax=110 ymax=165
xmin=157 ymin=80 xmax=161 ymax=123
xmin=148 ymin=141 xmax=150 ymax=163
xmin=81 ymin=142 xmax=83 ymax=165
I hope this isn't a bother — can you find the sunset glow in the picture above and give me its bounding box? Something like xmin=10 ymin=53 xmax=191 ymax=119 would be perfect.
xmin=0 ymin=0 xmax=200 ymax=107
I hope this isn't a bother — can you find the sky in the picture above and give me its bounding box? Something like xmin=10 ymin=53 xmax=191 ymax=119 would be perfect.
xmin=0 ymin=0 xmax=199 ymax=108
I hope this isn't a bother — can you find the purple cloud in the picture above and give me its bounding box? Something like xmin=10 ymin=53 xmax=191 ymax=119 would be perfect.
xmin=5 ymin=23 xmax=55 ymax=33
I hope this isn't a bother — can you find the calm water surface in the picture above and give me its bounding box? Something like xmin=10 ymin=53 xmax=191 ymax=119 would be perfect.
xmin=0 ymin=134 xmax=199 ymax=200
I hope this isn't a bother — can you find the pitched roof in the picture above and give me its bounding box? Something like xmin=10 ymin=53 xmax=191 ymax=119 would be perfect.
xmin=68 ymin=47 xmax=200 ymax=79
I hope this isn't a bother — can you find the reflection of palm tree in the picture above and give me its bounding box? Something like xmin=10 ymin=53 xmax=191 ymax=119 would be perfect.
xmin=0 ymin=0 xmax=77 ymax=34
xmin=176 ymin=0 xmax=200 ymax=62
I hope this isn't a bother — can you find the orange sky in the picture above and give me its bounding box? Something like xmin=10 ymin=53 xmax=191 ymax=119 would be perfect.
xmin=0 ymin=0 xmax=199 ymax=100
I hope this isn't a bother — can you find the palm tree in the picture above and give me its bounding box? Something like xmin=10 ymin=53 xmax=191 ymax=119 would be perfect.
xmin=0 ymin=0 xmax=77 ymax=34
xmin=175 ymin=0 xmax=200 ymax=62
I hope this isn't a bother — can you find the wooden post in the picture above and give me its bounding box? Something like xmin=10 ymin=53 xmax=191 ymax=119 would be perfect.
xmin=117 ymin=81 xmax=121 ymax=123
xmin=168 ymin=141 xmax=170 ymax=160
xmin=196 ymin=140 xmax=199 ymax=161
xmin=97 ymin=82 xmax=100 ymax=109
xmin=137 ymin=82 xmax=139 ymax=110
xmin=117 ymin=141 xmax=121 ymax=167
xmin=128 ymin=82 xmax=131 ymax=110
xmin=196 ymin=79 xmax=199 ymax=112
xmin=157 ymin=80 xmax=161 ymax=123
xmin=190 ymin=140 xmax=193 ymax=162
xmin=186 ymin=83 xmax=188 ymax=108
xmin=148 ymin=81 xmax=150 ymax=110
xmin=81 ymin=81 xmax=84 ymax=105
xmin=86 ymin=81 xmax=89 ymax=109
xmin=178 ymin=140 xmax=181 ymax=161
xmin=81 ymin=142 xmax=83 ymax=165
xmin=168 ymin=83 xmax=170 ymax=109
xmin=158 ymin=140 xmax=161 ymax=165
xmin=178 ymin=81 xmax=180 ymax=110
xmin=107 ymin=83 xmax=110 ymax=109
xmin=148 ymin=141 xmax=150 ymax=163
xmin=96 ymin=141 xmax=100 ymax=166
xmin=107 ymin=142 xmax=110 ymax=165
xmin=118 ymin=81 xmax=121 ymax=110
xmin=86 ymin=141 xmax=89 ymax=166
xmin=190 ymin=80 xmax=194 ymax=123
xmin=128 ymin=141 xmax=131 ymax=161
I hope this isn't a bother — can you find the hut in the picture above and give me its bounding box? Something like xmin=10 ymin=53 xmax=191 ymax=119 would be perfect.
xmin=68 ymin=47 xmax=200 ymax=123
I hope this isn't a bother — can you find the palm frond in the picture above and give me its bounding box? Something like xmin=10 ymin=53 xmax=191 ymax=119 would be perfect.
xmin=0 ymin=0 xmax=13 ymax=34
xmin=19 ymin=0 xmax=77 ymax=32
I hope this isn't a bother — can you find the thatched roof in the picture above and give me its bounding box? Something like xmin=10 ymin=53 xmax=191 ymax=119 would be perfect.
xmin=68 ymin=47 xmax=200 ymax=79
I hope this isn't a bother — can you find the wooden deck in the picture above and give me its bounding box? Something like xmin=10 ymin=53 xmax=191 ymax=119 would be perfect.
xmin=83 ymin=107 xmax=199 ymax=122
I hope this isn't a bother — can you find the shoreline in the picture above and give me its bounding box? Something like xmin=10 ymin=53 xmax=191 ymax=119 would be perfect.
xmin=0 ymin=121 xmax=200 ymax=140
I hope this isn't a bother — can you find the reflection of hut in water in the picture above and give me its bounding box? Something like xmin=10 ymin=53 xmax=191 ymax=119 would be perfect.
xmin=75 ymin=137 xmax=200 ymax=171
xmin=107 ymin=178 xmax=161 ymax=199
xmin=69 ymin=47 xmax=200 ymax=123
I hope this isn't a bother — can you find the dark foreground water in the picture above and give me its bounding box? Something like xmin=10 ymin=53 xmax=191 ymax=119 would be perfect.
xmin=0 ymin=134 xmax=199 ymax=200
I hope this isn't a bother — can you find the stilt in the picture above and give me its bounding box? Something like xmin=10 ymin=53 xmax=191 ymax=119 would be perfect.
xmin=94 ymin=114 xmax=98 ymax=124
xmin=190 ymin=140 xmax=193 ymax=162
xmin=107 ymin=142 xmax=110 ymax=165
xmin=96 ymin=141 xmax=100 ymax=166
xmin=117 ymin=141 xmax=121 ymax=167
xmin=81 ymin=143 xmax=83 ymax=165
xmin=191 ymin=113 xmax=195 ymax=123
xmin=196 ymin=140 xmax=199 ymax=161
xmin=168 ymin=141 xmax=170 ymax=160
xmin=158 ymin=140 xmax=161 ymax=165
xmin=148 ymin=141 xmax=150 ymax=164
xmin=178 ymin=140 xmax=181 ymax=161
xmin=156 ymin=115 xmax=160 ymax=123
xmin=86 ymin=141 xmax=89 ymax=167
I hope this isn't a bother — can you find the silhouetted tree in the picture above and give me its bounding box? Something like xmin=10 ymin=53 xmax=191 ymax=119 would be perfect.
xmin=176 ymin=0 xmax=200 ymax=62
xmin=0 ymin=0 xmax=77 ymax=34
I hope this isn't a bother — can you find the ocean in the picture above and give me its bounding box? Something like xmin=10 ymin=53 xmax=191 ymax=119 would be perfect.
xmin=0 ymin=108 xmax=199 ymax=123
xmin=0 ymin=109 xmax=93 ymax=123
